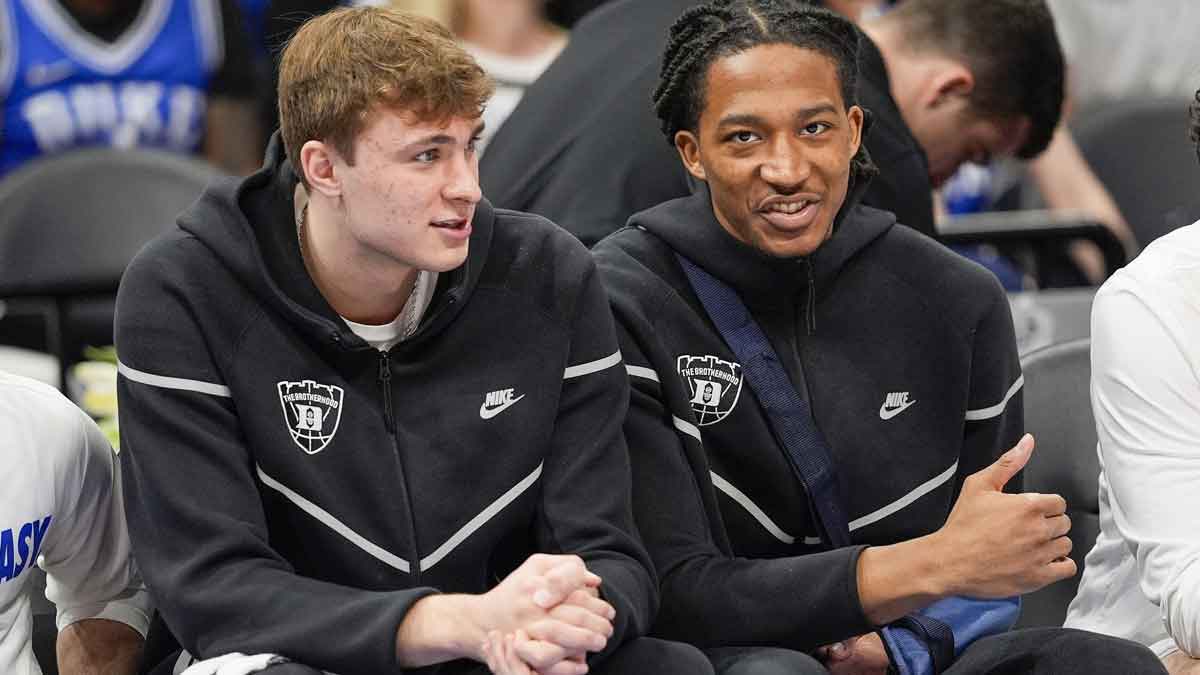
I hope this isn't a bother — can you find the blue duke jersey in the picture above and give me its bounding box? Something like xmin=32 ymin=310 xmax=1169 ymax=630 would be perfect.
xmin=0 ymin=0 xmax=223 ymax=176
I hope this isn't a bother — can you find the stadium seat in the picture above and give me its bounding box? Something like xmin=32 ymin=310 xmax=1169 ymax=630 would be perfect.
xmin=1073 ymin=98 xmax=1200 ymax=247
xmin=0 ymin=148 xmax=221 ymax=389
xmin=1014 ymin=338 xmax=1098 ymax=628
xmin=1009 ymin=288 xmax=1097 ymax=355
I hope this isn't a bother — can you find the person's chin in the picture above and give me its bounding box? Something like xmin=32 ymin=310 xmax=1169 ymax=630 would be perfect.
xmin=430 ymin=245 xmax=470 ymax=273
xmin=755 ymin=230 xmax=823 ymax=259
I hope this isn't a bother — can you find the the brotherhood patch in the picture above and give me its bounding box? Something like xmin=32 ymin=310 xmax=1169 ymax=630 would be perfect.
xmin=677 ymin=354 xmax=743 ymax=426
xmin=277 ymin=380 xmax=345 ymax=454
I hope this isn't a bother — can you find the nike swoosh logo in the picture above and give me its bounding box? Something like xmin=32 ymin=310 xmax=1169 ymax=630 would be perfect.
xmin=879 ymin=399 xmax=917 ymax=420
xmin=479 ymin=394 xmax=525 ymax=420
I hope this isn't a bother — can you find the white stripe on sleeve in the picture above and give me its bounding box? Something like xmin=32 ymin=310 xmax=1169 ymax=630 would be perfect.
xmin=118 ymin=361 xmax=231 ymax=397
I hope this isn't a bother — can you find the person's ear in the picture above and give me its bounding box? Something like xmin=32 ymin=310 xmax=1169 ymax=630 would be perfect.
xmin=299 ymin=140 xmax=342 ymax=198
xmin=846 ymin=105 xmax=864 ymax=157
xmin=927 ymin=64 xmax=975 ymax=110
xmin=674 ymin=129 xmax=707 ymax=182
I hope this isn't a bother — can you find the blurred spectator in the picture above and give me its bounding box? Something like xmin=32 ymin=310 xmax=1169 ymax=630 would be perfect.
xmin=0 ymin=0 xmax=263 ymax=176
xmin=452 ymin=0 xmax=567 ymax=152
xmin=856 ymin=0 xmax=1063 ymax=236
xmin=0 ymin=370 xmax=150 ymax=675
xmin=1064 ymin=91 xmax=1200 ymax=675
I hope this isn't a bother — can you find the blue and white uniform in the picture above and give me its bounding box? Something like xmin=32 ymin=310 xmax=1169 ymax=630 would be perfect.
xmin=0 ymin=0 xmax=224 ymax=176
xmin=0 ymin=371 xmax=151 ymax=675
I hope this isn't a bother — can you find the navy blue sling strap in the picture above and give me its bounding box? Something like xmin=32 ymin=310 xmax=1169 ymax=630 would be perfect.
xmin=676 ymin=253 xmax=956 ymax=672
xmin=675 ymin=252 xmax=851 ymax=550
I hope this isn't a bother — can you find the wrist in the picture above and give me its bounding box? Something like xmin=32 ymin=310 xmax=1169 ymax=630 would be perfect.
xmin=857 ymin=536 xmax=949 ymax=625
xmin=396 ymin=594 xmax=487 ymax=667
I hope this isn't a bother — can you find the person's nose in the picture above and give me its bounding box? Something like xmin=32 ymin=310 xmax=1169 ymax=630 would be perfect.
xmin=444 ymin=152 xmax=483 ymax=204
xmin=759 ymin=137 xmax=811 ymax=190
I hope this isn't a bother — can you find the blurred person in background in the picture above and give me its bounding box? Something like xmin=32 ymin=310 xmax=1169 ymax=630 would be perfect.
xmin=1063 ymin=91 xmax=1200 ymax=675
xmin=0 ymin=370 xmax=150 ymax=675
xmin=0 ymin=0 xmax=263 ymax=176
xmin=452 ymin=0 xmax=567 ymax=153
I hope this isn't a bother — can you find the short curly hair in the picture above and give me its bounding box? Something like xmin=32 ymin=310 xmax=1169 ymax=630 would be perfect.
xmin=881 ymin=0 xmax=1064 ymax=160
xmin=278 ymin=7 xmax=493 ymax=186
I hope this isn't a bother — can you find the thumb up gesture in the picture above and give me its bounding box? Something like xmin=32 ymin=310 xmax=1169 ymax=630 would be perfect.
xmin=931 ymin=434 xmax=1077 ymax=598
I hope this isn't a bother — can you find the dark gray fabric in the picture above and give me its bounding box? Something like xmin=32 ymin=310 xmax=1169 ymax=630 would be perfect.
xmin=1016 ymin=338 xmax=1097 ymax=629
xmin=421 ymin=637 xmax=716 ymax=675
xmin=706 ymin=646 xmax=826 ymax=675
xmin=948 ymin=627 xmax=1165 ymax=674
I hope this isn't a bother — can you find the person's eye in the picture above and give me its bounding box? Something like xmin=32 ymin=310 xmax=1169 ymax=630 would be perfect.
xmin=415 ymin=149 xmax=439 ymax=163
xmin=466 ymin=135 xmax=482 ymax=154
xmin=801 ymin=122 xmax=831 ymax=135
xmin=726 ymin=130 xmax=760 ymax=144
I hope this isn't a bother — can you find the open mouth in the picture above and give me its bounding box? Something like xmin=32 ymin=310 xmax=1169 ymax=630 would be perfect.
xmin=431 ymin=218 xmax=469 ymax=230
xmin=764 ymin=200 xmax=811 ymax=215
xmin=758 ymin=197 xmax=820 ymax=231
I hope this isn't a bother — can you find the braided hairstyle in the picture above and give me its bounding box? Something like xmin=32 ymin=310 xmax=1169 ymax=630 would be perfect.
xmin=652 ymin=0 xmax=873 ymax=179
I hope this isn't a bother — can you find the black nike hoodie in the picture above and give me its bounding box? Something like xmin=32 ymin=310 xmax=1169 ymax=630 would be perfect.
xmin=592 ymin=178 xmax=1024 ymax=650
xmin=115 ymin=135 xmax=657 ymax=674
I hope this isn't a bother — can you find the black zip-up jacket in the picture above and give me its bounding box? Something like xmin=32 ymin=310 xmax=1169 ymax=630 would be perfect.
xmin=591 ymin=185 xmax=1023 ymax=650
xmin=115 ymin=136 xmax=657 ymax=674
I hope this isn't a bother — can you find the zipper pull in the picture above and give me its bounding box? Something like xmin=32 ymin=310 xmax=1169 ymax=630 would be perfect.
xmin=377 ymin=350 xmax=395 ymax=433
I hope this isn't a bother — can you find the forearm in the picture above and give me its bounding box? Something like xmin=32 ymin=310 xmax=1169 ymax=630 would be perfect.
xmin=396 ymin=594 xmax=485 ymax=668
xmin=57 ymin=618 xmax=143 ymax=675
xmin=655 ymin=546 xmax=873 ymax=649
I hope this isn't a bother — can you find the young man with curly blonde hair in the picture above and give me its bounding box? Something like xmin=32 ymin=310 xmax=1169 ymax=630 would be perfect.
xmin=116 ymin=8 xmax=708 ymax=674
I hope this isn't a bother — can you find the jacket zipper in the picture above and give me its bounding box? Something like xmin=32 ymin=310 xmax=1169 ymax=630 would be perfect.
xmin=377 ymin=349 xmax=422 ymax=580
xmin=804 ymin=259 xmax=817 ymax=335
xmin=378 ymin=350 xmax=395 ymax=433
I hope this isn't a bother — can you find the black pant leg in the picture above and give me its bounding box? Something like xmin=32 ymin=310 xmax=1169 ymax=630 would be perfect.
xmin=592 ymin=637 xmax=714 ymax=675
xmin=705 ymin=646 xmax=827 ymax=675
xmin=144 ymin=651 xmax=326 ymax=675
xmin=947 ymin=627 xmax=1166 ymax=675
xmin=423 ymin=637 xmax=713 ymax=675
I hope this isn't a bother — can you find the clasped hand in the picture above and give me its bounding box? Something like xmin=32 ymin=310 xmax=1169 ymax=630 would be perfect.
xmin=478 ymin=553 xmax=615 ymax=675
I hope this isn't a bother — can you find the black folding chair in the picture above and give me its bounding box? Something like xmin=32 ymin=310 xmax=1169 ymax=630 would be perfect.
xmin=0 ymin=148 xmax=221 ymax=389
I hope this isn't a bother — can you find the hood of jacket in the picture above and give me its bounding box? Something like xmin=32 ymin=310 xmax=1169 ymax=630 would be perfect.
xmin=626 ymin=163 xmax=896 ymax=309
xmin=173 ymin=132 xmax=495 ymax=353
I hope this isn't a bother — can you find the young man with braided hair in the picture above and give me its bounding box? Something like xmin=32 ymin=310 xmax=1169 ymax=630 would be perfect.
xmin=592 ymin=2 xmax=1165 ymax=674
xmin=115 ymin=7 xmax=712 ymax=675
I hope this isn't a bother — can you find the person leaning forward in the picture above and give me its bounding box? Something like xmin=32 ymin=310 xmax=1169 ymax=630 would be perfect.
xmin=114 ymin=7 xmax=711 ymax=675
xmin=592 ymin=2 xmax=1166 ymax=674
